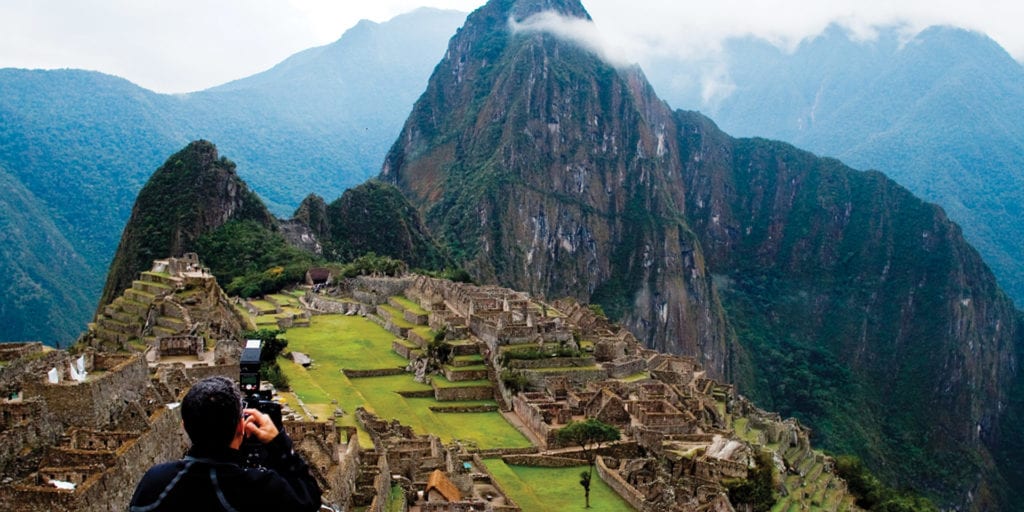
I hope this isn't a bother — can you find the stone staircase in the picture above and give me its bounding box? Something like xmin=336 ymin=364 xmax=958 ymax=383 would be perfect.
xmin=382 ymin=295 xmax=495 ymax=402
xmin=729 ymin=412 xmax=859 ymax=511
xmin=88 ymin=271 xmax=184 ymax=350
xmin=771 ymin=440 xmax=857 ymax=511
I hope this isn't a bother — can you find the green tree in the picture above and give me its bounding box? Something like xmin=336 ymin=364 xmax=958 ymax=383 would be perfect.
xmin=834 ymin=455 xmax=937 ymax=511
xmin=556 ymin=419 xmax=620 ymax=508
xmin=723 ymin=451 xmax=776 ymax=511
xmin=579 ymin=471 xmax=592 ymax=508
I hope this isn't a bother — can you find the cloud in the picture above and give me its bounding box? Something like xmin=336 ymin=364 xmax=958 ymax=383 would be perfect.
xmin=2 ymin=0 xmax=1022 ymax=94
xmin=508 ymin=11 xmax=637 ymax=68
xmin=577 ymin=0 xmax=1024 ymax=107
xmin=583 ymin=0 xmax=1024 ymax=62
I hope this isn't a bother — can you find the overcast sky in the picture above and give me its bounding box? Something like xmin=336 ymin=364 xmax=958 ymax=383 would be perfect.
xmin=1 ymin=0 xmax=1021 ymax=94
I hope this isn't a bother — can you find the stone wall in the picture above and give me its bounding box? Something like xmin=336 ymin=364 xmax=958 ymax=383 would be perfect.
xmin=604 ymin=358 xmax=647 ymax=378
xmin=476 ymin=447 xmax=540 ymax=458
xmin=292 ymin=428 xmax=343 ymax=506
xmin=367 ymin=453 xmax=392 ymax=512
xmin=157 ymin=335 xmax=204 ymax=357
xmin=522 ymin=367 xmax=608 ymax=388
xmin=695 ymin=456 xmax=748 ymax=481
xmin=507 ymin=356 xmax=596 ymax=370
xmin=307 ymin=295 xmax=362 ymax=315
xmin=595 ymin=456 xmax=648 ymax=512
xmin=0 ymin=350 xmax=69 ymax=397
xmin=344 ymin=368 xmax=406 ymax=378
xmin=397 ymin=390 xmax=436 ymax=398
xmin=184 ymin=362 xmax=240 ymax=383
xmin=331 ymin=440 xmax=361 ymax=510
xmin=433 ymin=385 xmax=493 ymax=402
xmin=500 ymin=454 xmax=586 ymax=467
xmin=443 ymin=367 xmax=489 ymax=382
xmin=24 ymin=353 xmax=148 ymax=430
xmin=407 ymin=328 xmax=433 ymax=347
xmin=393 ymin=341 xmax=420 ymax=360
xmin=0 ymin=401 xmax=188 ymax=512
xmin=511 ymin=394 xmax=554 ymax=448
xmin=472 ymin=456 xmax=523 ymax=511
xmin=350 ymin=276 xmax=416 ymax=307
xmin=0 ymin=342 xmax=43 ymax=362
xmin=0 ymin=398 xmax=63 ymax=474
xmin=428 ymin=405 xmax=498 ymax=413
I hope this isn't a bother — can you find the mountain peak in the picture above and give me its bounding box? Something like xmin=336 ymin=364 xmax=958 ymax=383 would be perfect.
xmin=467 ymin=0 xmax=590 ymax=30
xmin=506 ymin=0 xmax=589 ymax=20
xmin=97 ymin=140 xmax=273 ymax=310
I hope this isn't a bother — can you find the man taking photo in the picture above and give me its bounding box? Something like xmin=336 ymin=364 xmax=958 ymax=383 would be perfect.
xmin=129 ymin=376 xmax=322 ymax=511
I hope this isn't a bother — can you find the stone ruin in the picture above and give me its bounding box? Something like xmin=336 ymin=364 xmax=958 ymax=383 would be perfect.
xmin=0 ymin=256 xmax=345 ymax=511
xmin=83 ymin=253 xmax=244 ymax=361
xmin=0 ymin=350 xmax=191 ymax=511
xmin=308 ymin=274 xmax=860 ymax=511
xmin=353 ymin=408 xmax=520 ymax=512
xmin=1 ymin=265 xmax=861 ymax=511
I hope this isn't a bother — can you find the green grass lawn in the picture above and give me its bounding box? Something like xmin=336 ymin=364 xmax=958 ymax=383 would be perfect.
xmin=278 ymin=306 xmax=304 ymax=317
xmin=432 ymin=375 xmax=493 ymax=388
xmin=386 ymin=485 xmax=404 ymax=512
xmin=270 ymin=293 xmax=301 ymax=307
xmin=280 ymin=315 xmax=530 ymax=450
xmin=410 ymin=325 xmax=435 ymax=340
xmin=249 ymin=300 xmax=277 ymax=313
xmin=235 ymin=305 xmax=257 ymax=330
xmin=378 ymin=304 xmax=415 ymax=328
xmin=255 ymin=316 xmax=280 ymax=326
xmin=445 ymin=364 xmax=488 ymax=372
xmin=283 ymin=362 xmax=530 ymax=449
xmin=390 ymin=295 xmax=428 ymax=316
xmin=285 ymin=315 xmax=408 ymax=371
xmin=485 ymin=459 xmax=634 ymax=511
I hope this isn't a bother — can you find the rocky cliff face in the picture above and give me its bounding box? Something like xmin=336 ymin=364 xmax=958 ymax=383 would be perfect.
xmin=97 ymin=140 xmax=274 ymax=310
xmin=381 ymin=0 xmax=735 ymax=379
xmin=380 ymin=0 xmax=1024 ymax=506
xmin=676 ymin=116 xmax=1022 ymax=506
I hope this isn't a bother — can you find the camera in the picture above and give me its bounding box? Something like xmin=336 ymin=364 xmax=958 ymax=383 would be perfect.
xmin=239 ymin=339 xmax=283 ymax=467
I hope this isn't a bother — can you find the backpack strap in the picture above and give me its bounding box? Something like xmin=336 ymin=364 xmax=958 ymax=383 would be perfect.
xmin=128 ymin=459 xmax=197 ymax=512
xmin=130 ymin=457 xmax=242 ymax=512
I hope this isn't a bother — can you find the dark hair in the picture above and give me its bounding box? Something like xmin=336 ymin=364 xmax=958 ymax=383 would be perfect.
xmin=181 ymin=376 xmax=242 ymax=448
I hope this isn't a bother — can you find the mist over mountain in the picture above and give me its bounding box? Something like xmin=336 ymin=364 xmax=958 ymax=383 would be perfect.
xmin=645 ymin=24 xmax=1024 ymax=305
xmin=0 ymin=7 xmax=465 ymax=345
xmin=380 ymin=0 xmax=1024 ymax=507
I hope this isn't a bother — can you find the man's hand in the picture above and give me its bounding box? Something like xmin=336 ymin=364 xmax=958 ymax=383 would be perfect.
xmin=242 ymin=408 xmax=279 ymax=444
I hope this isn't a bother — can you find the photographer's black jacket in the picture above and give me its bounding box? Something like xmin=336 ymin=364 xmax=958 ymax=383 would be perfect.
xmin=129 ymin=433 xmax=322 ymax=511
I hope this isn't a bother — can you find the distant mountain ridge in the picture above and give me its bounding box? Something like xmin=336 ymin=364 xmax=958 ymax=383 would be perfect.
xmin=0 ymin=7 xmax=466 ymax=345
xmin=644 ymin=23 xmax=1024 ymax=306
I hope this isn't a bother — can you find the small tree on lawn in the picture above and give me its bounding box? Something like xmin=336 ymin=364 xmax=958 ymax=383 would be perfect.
xmin=579 ymin=471 xmax=592 ymax=506
xmin=556 ymin=418 xmax=620 ymax=508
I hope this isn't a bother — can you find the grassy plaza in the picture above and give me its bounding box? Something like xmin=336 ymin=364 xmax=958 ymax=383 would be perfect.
xmin=484 ymin=459 xmax=633 ymax=511
xmin=278 ymin=314 xmax=531 ymax=450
